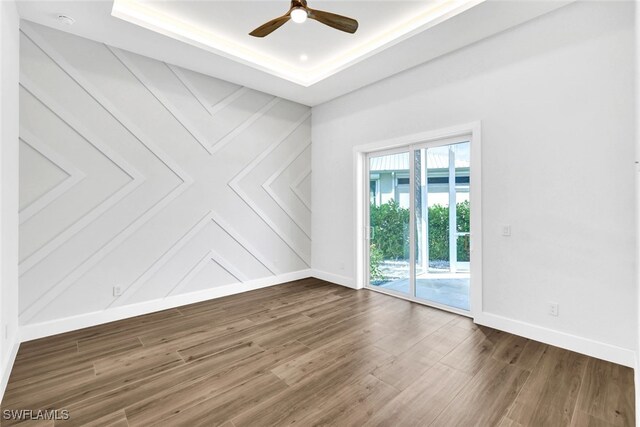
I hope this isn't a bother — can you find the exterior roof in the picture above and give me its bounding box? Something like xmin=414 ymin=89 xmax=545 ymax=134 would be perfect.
xmin=369 ymin=144 xmax=470 ymax=172
xmin=370 ymin=153 xmax=410 ymax=172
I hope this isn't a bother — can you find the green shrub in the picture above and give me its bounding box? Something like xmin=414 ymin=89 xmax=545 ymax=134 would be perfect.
xmin=456 ymin=200 xmax=471 ymax=262
xmin=369 ymin=243 xmax=384 ymax=281
xmin=428 ymin=204 xmax=449 ymax=261
xmin=425 ymin=200 xmax=470 ymax=262
xmin=369 ymin=199 xmax=470 ymax=264
xmin=369 ymin=200 xmax=410 ymax=261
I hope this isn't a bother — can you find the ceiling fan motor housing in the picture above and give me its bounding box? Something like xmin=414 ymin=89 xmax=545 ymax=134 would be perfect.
xmin=291 ymin=0 xmax=308 ymax=9
xmin=249 ymin=0 xmax=358 ymax=37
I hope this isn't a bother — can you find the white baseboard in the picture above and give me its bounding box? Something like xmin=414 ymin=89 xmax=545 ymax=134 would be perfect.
xmin=14 ymin=270 xmax=636 ymax=381
xmin=310 ymin=269 xmax=358 ymax=289
xmin=475 ymin=312 xmax=636 ymax=368
xmin=20 ymin=269 xmax=311 ymax=342
xmin=0 ymin=337 xmax=20 ymax=405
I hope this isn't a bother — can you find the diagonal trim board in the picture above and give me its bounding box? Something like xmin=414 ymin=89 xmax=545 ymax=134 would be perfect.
xmin=109 ymin=210 xmax=217 ymax=306
xmin=167 ymin=63 xmax=283 ymax=156
xmin=19 ymin=24 xmax=196 ymax=323
xmin=209 ymin=97 xmax=281 ymax=155
xmin=208 ymin=248 xmax=250 ymax=283
xmin=166 ymin=251 xmax=217 ymax=296
xmin=168 ymin=62 xmax=283 ymax=156
xmin=19 ymin=25 xmax=194 ymax=280
xmin=167 ymin=64 xmax=250 ymax=118
xmin=99 ymin=39 xmax=309 ymax=288
xmin=290 ymin=168 xmax=312 ymax=212
xmin=18 ymin=77 xmax=144 ymax=275
xmin=168 ymin=65 xmax=288 ymax=160
xmin=111 ymin=210 xmax=277 ymax=307
xmin=18 ymin=129 xmax=87 ymax=225
xmin=18 ymin=22 xmax=312 ymax=328
xmin=108 ymin=46 xmax=214 ymax=156
xmin=20 ymin=25 xmax=192 ymax=191
xmin=166 ymin=248 xmax=249 ymax=296
xmin=166 ymin=64 xmax=221 ymax=117
xmin=228 ymin=111 xmax=312 ymax=267
xmin=262 ymin=141 xmax=312 ymax=239
xmin=209 ymin=211 xmax=280 ymax=275
xmin=109 ymin=47 xmax=281 ymax=157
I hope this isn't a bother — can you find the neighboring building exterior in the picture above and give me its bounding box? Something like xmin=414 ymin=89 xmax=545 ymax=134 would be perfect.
xmin=369 ymin=144 xmax=470 ymax=209
xmin=369 ymin=143 xmax=471 ymax=273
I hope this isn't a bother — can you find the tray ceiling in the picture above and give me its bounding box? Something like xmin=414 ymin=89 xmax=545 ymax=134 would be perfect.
xmin=16 ymin=0 xmax=574 ymax=105
xmin=112 ymin=0 xmax=484 ymax=86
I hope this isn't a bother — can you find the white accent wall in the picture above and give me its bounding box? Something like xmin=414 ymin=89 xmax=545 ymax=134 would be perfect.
xmin=312 ymin=1 xmax=636 ymax=364
xmin=18 ymin=22 xmax=311 ymax=332
xmin=0 ymin=0 xmax=20 ymax=395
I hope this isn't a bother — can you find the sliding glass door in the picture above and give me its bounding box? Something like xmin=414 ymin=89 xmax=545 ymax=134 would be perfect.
xmin=413 ymin=142 xmax=470 ymax=310
xmin=367 ymin=150 xmax=411 ymax=296
xmin=367 ymin=138 xmax=471 ymax=313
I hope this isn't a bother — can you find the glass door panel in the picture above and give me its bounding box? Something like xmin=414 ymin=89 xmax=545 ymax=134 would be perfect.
xmin=368 ymin=151 xmax=411 ymax=296
xmin=413 ymin=142 xmax=470 ymax=310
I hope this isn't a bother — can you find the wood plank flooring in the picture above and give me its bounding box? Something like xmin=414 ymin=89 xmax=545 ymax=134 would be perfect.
xmin=1 ymin=278 xmax=634 ymax=426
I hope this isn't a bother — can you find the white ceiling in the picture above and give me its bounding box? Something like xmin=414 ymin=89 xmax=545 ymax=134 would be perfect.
xmin=112 ymin=0 xmax=485 ymax=85
xmin=16 ymin=0 xmax=574 ymax=106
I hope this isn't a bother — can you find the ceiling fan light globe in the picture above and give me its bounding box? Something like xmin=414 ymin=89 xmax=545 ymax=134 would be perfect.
xmin=290 ymin=8 xmax=308 ymax=23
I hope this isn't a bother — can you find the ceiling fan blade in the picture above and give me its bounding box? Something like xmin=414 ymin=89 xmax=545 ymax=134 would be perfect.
xmin=307 ymin=8 xmax=358 ymax=34
xmin=249 ymin=14 xmax=290 ymax=37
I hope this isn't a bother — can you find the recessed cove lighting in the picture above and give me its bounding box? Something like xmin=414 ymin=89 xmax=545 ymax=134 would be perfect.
xmin=300 ymin=54 xmax=308 ymax=62
xmin=57 ymin=14 xmax=75 ymax=25
xmin=111 ymin=0 xmax=487 ymax=86
xmin=290 ymin=8 xmax=308 ymax=24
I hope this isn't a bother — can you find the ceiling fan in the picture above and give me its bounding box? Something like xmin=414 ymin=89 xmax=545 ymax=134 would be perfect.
xmin=249 ymin=0 xmax=359 ymax=38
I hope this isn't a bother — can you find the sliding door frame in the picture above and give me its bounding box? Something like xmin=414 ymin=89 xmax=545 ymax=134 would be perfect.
xmin=354 ymin=122 xmax=482 ymax=319
xmin=363 ymin=145 xmax=415 ymax=301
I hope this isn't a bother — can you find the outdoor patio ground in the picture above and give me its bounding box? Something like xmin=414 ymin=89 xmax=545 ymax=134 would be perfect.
xmin=371 ymin=272 xmax=470 ymax=311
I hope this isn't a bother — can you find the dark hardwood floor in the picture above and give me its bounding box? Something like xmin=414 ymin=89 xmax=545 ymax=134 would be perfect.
xmin=1 ymin=278 xmax=634 ymax=426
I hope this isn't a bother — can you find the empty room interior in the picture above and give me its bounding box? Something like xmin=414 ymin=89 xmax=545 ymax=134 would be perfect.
xmin=0 ymin=0 xmax=638 ymax=425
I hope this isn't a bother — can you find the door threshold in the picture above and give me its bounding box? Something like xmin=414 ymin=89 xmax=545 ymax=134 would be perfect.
xmin=364 ymin=285 xmax=472 ymax=318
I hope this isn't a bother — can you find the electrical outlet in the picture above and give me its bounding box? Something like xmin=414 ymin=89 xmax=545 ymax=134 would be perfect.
xmin=548 ymin=302 xmax=559 ymax=317
xmin=502 ymin=225 xmax=511 ymax=237
xmin=113 ymin=285 xmax=123 ymax=297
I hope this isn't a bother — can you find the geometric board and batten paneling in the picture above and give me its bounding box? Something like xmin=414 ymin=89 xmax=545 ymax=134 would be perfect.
xmin=18 ymin=21 xmax=311 ymax=331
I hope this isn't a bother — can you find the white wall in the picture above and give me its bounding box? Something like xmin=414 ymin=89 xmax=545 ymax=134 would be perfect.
xmin=18 ymin=22 xmax=311 ymax=336
xmin=312 ymin=1 xmax=636 ymax=363
xmin=0 ymin=0 xmax=21 ymax=398
xmin=635 ymin=0 xmax=640 ymax=422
